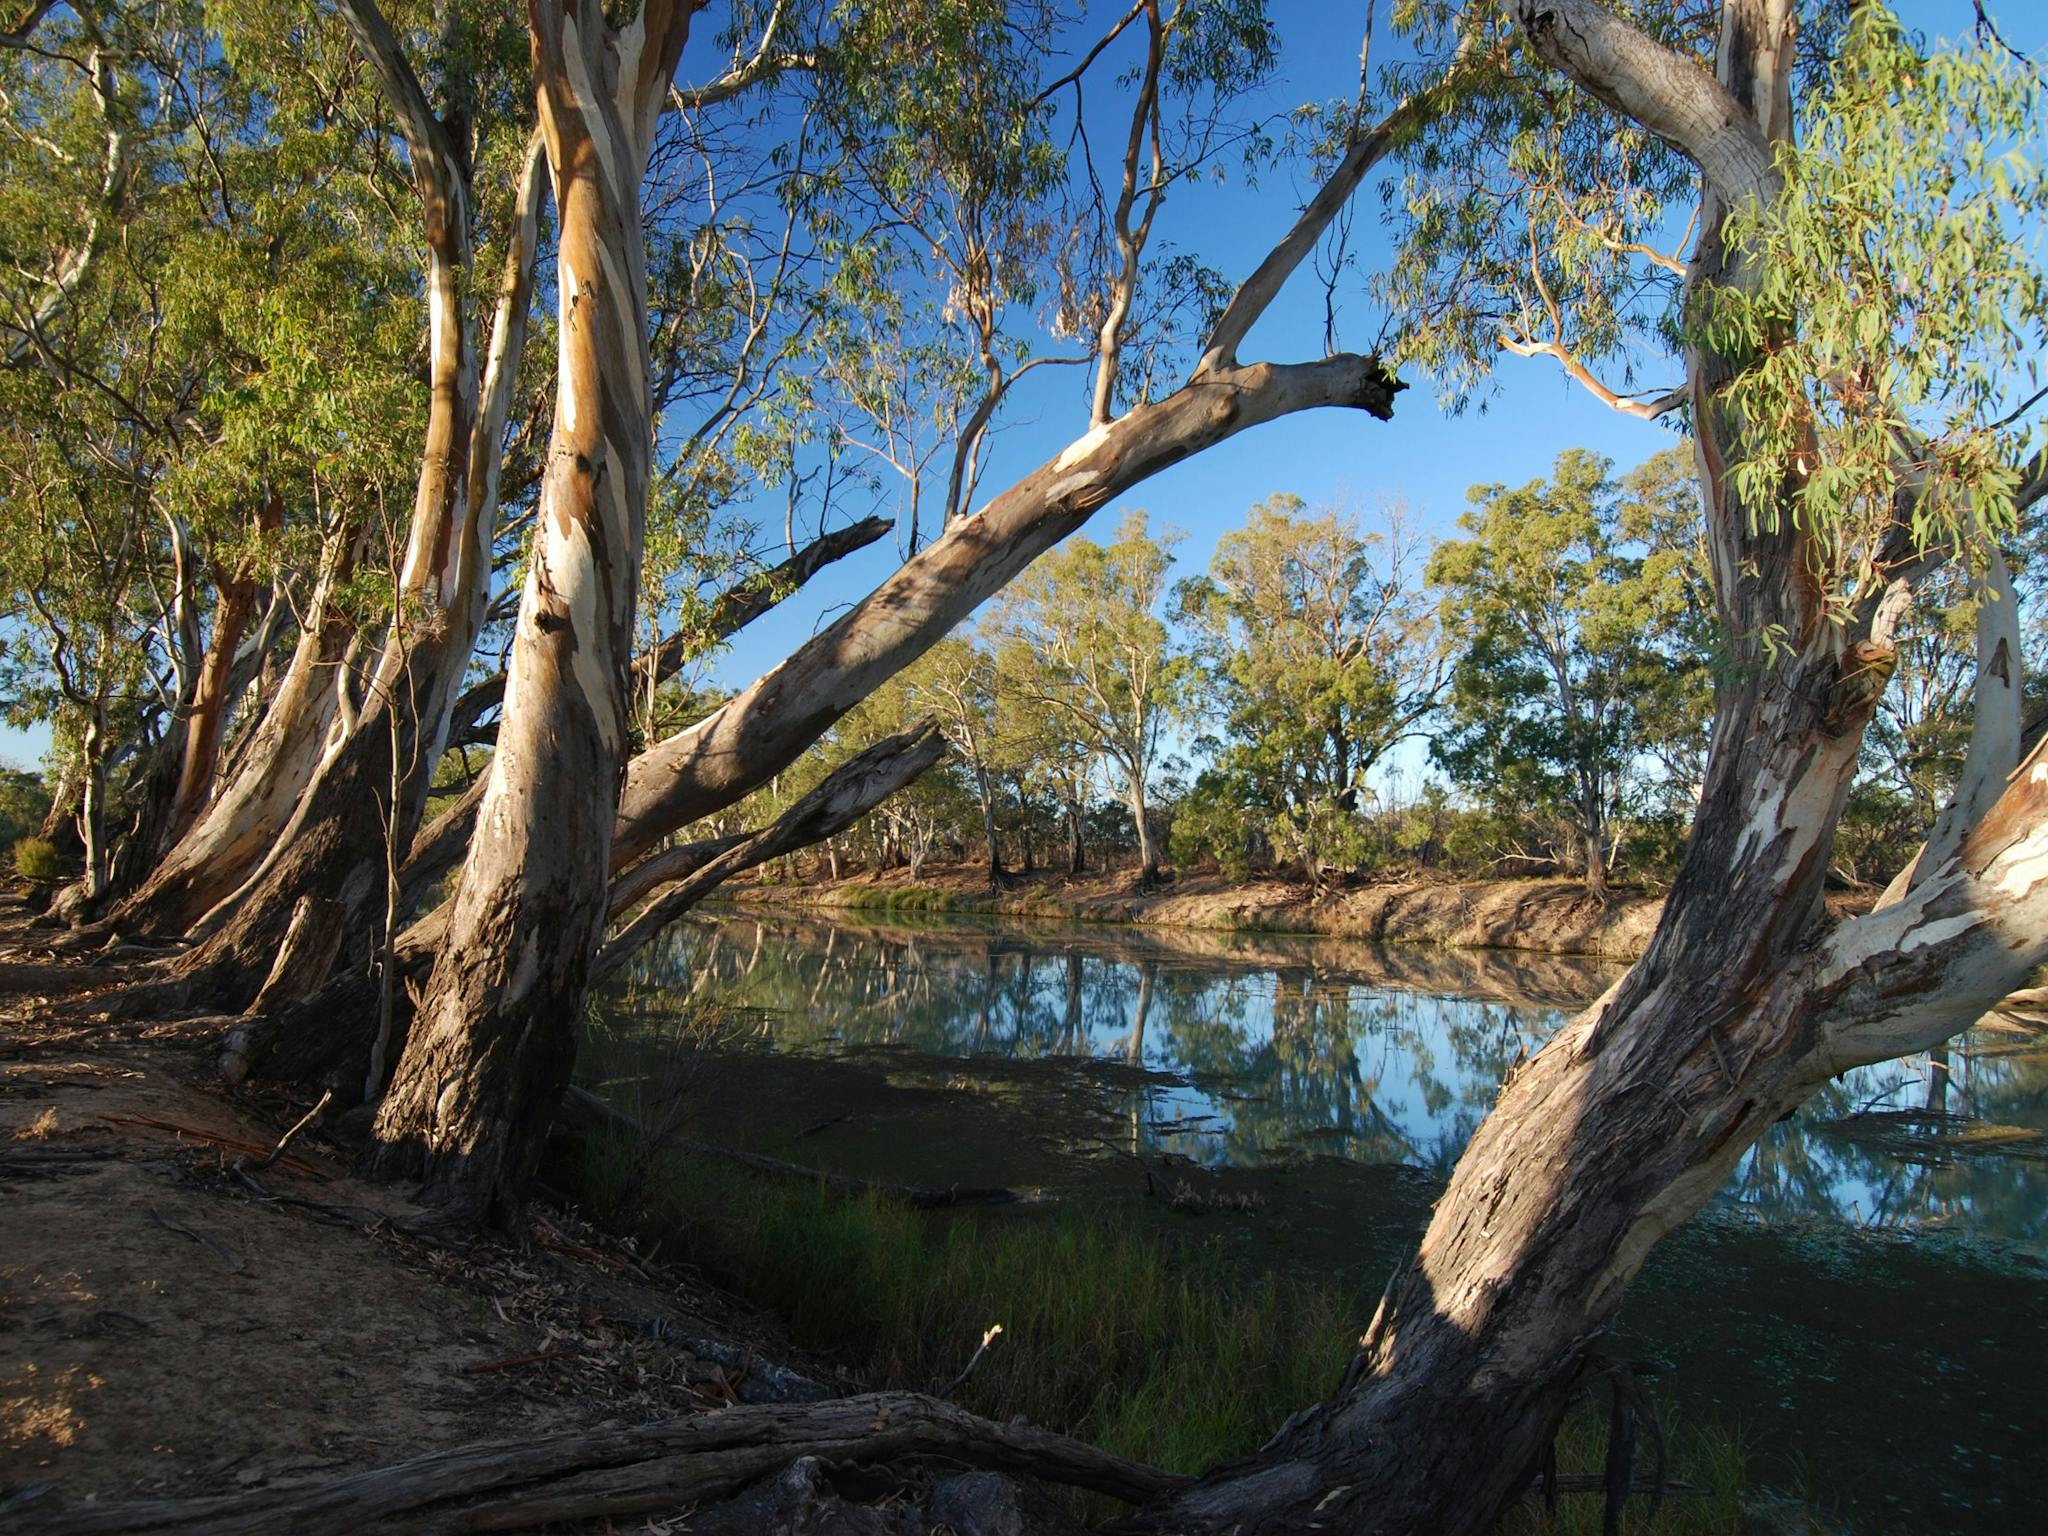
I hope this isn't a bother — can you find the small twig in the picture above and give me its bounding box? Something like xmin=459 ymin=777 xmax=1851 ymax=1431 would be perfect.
xmin=944 ymin=1323 xmax=1004 ymax=1394
xmin=235 ymin=1089 xmax=332 ymax=1174
xmin=100 ymin=1113 xmax=323 ymax=1176
xmin=461 ymin=1347 xmax=579 ymax=1377
xmin=147 ymin=1206 xmax=245 ymax=1273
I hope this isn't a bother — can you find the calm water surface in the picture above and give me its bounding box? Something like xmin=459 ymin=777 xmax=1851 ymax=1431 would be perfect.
xmin=594 ymin=907 xmax=2048 ymax=1253
xmin=587 ymin=906 xmax=2048 ymax=1533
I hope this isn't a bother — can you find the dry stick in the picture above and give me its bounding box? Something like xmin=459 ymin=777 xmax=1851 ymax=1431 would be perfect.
xmin=146 ymin=1207 xmax=245 ymax=1274
xmin=234 ymin=1088 xmax=332 ymax=1175
xmin=28 ymin=1391 xmax=1188 ymax=1535
xmin=944 ymin=1323 xmax=1004 ymax=1394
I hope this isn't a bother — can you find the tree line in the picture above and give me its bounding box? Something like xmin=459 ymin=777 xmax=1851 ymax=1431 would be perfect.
xmin=2 ymin=3 xmax=2046 ymax=1533
xmin=767 ymin=440 xmax=2036 ymax=897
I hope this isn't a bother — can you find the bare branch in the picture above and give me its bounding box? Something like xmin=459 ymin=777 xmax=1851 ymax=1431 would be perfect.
xmin=595 ymin=720 xmax=946 ymax=979
xmin=1499 ymin=334 xmax=1686 ymax=420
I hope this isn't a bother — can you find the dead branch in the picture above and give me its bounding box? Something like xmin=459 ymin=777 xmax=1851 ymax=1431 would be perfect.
xmin=25 ymin=1391 xmax=1186 ymax=1534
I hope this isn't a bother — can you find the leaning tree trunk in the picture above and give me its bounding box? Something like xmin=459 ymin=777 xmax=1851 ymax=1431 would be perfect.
xmin=107 ymin=518 xmax=360 ymax=937
xmin=1132 ymin=4 xmax=2048 ymax=1532
xmin=161 ymin=112 xmax=547 ymax=1006
xmin=365 ymin=0 xmax=695 ymax=1223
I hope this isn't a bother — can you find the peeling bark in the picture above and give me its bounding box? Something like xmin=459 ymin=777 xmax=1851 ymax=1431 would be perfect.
xmin=364 ymin=0 xmax=698 ymax=1223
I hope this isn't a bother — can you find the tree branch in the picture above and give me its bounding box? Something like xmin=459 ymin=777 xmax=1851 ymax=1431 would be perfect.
xmin=594 ymin=719 xmax=946 ymax=979
xmin=1510 ymin=0 xmax=1776 ymax=209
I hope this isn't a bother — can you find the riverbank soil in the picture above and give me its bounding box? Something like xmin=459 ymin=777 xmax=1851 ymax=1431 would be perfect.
xmin=735 ymin=864 xmax=1674 ymax=957
xmin=0 ymin=945 xmax=864 ymax=1526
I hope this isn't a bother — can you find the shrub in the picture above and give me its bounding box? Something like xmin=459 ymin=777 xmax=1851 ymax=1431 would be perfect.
xmin=13 ymin=837 xmax=61 ymax=884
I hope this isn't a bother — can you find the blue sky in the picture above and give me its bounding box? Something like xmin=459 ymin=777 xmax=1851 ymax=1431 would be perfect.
xmin=3 ymin=0 xmax=2030 ymax=776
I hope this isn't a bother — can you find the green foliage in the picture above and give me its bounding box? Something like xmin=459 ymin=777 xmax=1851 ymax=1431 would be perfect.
xmin=0 ymin=767 xmax=48 ymax=850
xmin=1176 ymin=495 xmax=1443 ymax=886
xmin=987 ymin=511 xmax=1190 ymax=866
xmin=1170 ymin=770 xmax=1256 ymax=880
xmin=1428 ymin=448 xmax=1711 ymax=886
xmin=13 ymin=836 xmax=60 ymax=884
xmin=1696 ymin=7 xmax=2048 ymax=612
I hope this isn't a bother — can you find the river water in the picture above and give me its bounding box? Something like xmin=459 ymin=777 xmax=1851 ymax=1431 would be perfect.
xmin=587 ymin=906 xmax=2048 ymax=1533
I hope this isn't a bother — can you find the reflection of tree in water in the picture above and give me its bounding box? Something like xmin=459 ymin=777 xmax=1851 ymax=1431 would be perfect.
xmin=590 ymin=915 xmax=2048 ymax=1248
xmin=1727 ymin=1037 xmax=2048 ymax=1247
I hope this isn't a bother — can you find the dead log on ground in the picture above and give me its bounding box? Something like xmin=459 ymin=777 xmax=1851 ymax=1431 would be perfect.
xmin=24 ymin=1391 xmax=1187 ymax=1535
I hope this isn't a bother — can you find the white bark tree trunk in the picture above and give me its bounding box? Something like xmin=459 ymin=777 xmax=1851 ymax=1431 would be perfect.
xmin=365 ymin=0 xmax=697 ymax=1222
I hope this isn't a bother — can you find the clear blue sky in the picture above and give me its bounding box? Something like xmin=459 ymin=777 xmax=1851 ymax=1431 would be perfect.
xmin=2 ymin=0 xmax=2027 ymax=776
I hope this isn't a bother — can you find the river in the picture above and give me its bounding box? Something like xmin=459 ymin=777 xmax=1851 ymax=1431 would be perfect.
xmin=587 ymin=907 xmax=2048 ymax=1533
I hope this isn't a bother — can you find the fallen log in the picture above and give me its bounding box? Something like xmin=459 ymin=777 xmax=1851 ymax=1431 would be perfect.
xmin=24 ymin=1391 xmax=1187 ymax=1535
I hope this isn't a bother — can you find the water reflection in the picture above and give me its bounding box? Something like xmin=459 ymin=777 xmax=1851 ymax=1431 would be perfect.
xmin=591 ymin=909 xmax=2048 ymax=1252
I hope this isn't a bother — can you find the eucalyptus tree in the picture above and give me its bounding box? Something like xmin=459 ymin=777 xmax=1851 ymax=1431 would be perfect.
xmin=902 ymin=633 xmax=1007 ymax=884
xmin=138 ymin=0 xmax=553 ymax=1007
xmin=987 ymin=511 xmax=1187 ymax=880
xmin=1177 ymin=493 xmax=1445 ymax=881
xmin=0 ymin=1 xmax=420 ymax=909
xmin=356 ymin=0 xmax=700 ymax=1219
xmin=1136 ymin=5 xmax=2048 ymax=1530
xmin=1428 ymin=447 xmax=1702 ymax=894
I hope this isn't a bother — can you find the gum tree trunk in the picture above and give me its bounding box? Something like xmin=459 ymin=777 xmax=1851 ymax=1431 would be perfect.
xmin=107 ymin=518 xmax=361 ymax=936
xmin=366 ymin=0 xmax=696 ymax=1222
xmin=163 ymin=54 xmax=547 ymax=1003
xmin=1130 ymin=5 xmax=2048 ymax=1532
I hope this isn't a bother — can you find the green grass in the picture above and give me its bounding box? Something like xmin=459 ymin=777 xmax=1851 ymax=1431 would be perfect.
xmin=567 ymin=1132 xmax=1767 ymax=1530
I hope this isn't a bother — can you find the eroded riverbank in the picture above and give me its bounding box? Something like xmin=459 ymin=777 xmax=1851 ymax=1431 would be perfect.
xmin=732 ymin=866 xmax=1673 ymax=959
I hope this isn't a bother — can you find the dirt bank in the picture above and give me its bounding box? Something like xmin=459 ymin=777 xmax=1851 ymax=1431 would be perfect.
xmin=0 ymin=936 xmax=883 ymax=1529
xmin=732 ymin=866 xmax=1669 ymax=960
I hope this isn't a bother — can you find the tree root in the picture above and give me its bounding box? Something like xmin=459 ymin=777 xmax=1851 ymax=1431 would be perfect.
xmin=24 ymin=1391 xmax=1188 ymax=1535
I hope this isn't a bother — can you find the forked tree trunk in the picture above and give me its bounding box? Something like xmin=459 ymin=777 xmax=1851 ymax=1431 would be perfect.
xmin=162 ymin=112 xmax=547 ymax=1004
xmin=1131 ymin=5 xmax=2048 ymax=1531
xmin=108 ymin=519 xmax=360 ymax=936
xmin=365 ymin=0 xmax=696 ymax=1222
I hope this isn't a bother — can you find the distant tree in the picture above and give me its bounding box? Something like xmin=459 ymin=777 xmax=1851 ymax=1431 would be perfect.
xmin=1429 ymin=447 xmax=1706 ymax=896
xmin=902 ymin=633 xmax=1005 ymax=885
xmin=987 ymin=511 xmax=1186 ymax=880
xmin=1177 ymin=494 xmax=1445 ymax=886
xmin=0 ymin=765 xmax=50 ymax=853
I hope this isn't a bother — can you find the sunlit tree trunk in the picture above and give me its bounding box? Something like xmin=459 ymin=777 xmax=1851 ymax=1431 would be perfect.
xmin=1135 ymin=5 xmax=2048 ymax=1531
xmin=109 ymin=519 xmax=360 ymax=935
xmin=366 ymin=0 xmax=696 ymax=1222
xmin=165 ymin=78 xmax=546 ymax=1003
